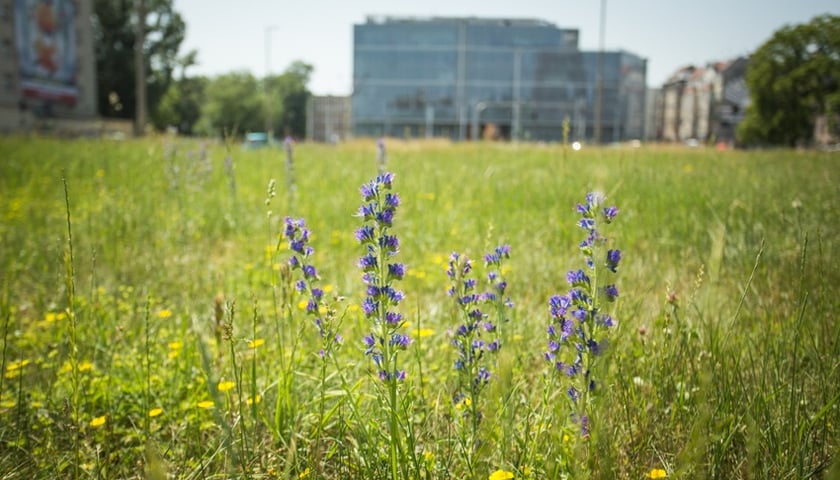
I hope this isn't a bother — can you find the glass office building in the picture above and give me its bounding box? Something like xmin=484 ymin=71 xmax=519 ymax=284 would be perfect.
xmin=352 ymin=16 xmax=646 ymax=142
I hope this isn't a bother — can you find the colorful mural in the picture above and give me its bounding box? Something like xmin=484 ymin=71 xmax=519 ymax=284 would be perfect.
xmin=15 ymin=0 xmax=78 ymax=104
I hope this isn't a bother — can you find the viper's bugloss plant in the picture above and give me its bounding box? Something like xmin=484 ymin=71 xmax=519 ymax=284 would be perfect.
xmin=545 ymin=192 xmax=621 ymax=451
xmin=282 ymin=217 xmax=342 ymax=357
xmin=356 ymin=172 xmax=410 ymax=480
xmin=283 ymin=216 xmax=343 ymax=471
xmin=482 ymin=245 xmax=514 ymax=344
xmin=447 ymin=249 xmax=505 ymax=477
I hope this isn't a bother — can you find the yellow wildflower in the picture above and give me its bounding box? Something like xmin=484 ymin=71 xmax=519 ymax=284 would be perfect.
xmin=78 ymin=361 xmax=94 ymax=372
xmin=298 ymin=467 xmax=311 ymax=479
xmin=247 ymin=395 xmax=262 ymax=405
xmin=0 ymin=399 xmax=15 ymax=408
xmin=197 ymin=400 xmax=214 ymax=409
xmin=217 ymin=381 xmax=236 ymax=392
xmin=323 ymin=284 xmax=334 ymax=293
xmin=248 ymin=338 xmax=265 ymax=349
xmin=158 ymin=309 xmax=173 ymax=319
xmin=148 ymin=408 xmax=163 ymax=418
xmin=647 ymin=468 xmax=667 ymax=479
xmin=489 ymin=469 xmax=514 ymax=480
xmin=297 ymin=300 xmax=308 ymax=310
xmin=415 ymin=328 xmax=435 ymax=338
xmin=347 ymin=303 xmax=360 ymax=313
xmin=168 ymin=341 xmax=183 ymax=350
xmin=90 ymin=416 xmax=106 ymax=427
xmin=6 ymin=359 xmax=30 ymax=371
xmin=423 ymin=451 xmax=435 ymax=463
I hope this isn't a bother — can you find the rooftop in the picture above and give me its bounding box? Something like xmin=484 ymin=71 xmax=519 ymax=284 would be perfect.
xmin=362 ymin=15 xmax=561 ymax=29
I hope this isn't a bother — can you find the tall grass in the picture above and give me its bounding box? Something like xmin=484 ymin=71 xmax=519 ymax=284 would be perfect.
xmin=0 ymin=136 xmax=838 ymax=478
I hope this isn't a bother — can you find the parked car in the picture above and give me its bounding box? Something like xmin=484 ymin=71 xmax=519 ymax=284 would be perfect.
xmin=242 ymin=132 xmax=271 ymax=150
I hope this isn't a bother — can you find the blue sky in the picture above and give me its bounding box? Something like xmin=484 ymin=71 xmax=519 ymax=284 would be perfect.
xmin=174 ymin=0 xmax=839 ymax=95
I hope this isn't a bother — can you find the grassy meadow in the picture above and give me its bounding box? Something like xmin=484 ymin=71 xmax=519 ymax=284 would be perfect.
xmin=0 ymin=136 xmax=838 ymax=479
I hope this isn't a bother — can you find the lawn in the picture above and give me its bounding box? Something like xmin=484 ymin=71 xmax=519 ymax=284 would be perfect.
xmin=0 ymin=136 xmax=838 ymax=479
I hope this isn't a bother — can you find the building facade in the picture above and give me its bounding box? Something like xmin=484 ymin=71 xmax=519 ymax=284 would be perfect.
xmin=352 ymin=16 xmax=646 ymax=142
xmin=306 ymin=95 xmax=351 ymax=143
xmin=0 ymin=0 xmax=97 ymax=132
xmin=657 ymin=58 xmax=749 ymax=144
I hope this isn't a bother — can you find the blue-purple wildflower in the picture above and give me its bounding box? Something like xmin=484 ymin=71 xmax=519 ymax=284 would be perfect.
xmin=282 ymin=217 xmax=342 ymax=352
xmin=448 ymin=250 xmax=507 ymax=418
xmin=356 ymin=173 xmax=408 ymax=382
xmin=546 ymin=192 xmax=622 ymax=438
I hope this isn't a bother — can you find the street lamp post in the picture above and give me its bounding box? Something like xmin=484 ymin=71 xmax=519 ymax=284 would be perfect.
xmin=472 ymin=102 xmax=487 ymax=141
xmin=265 ymin=25 xmax=281 ymax=136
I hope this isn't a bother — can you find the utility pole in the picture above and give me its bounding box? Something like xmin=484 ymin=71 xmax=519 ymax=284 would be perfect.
xmin=134 ymin=0 xmax=146 ymax=136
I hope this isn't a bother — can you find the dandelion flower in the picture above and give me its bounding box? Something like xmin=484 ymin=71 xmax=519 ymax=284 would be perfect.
xmin=647 ymin=468 xmax=667 ymax=478
xmin=148 ymin=408 xmax=163 ymax=418
xmin=90 ymin=416 xmax=106 ymax=427
xmin=217 ymin=381 xmax=236 ymax=392
xmin=197 ymin=400 xmax=214 ymax=409
xmin=489 ymin=469 xmax=514 ymax=480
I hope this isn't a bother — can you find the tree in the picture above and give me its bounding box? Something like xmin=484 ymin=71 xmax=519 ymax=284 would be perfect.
xmin=265 ymin=61 xmax=313 ymax=138
xmin=152 ymin=76 xmax=207 ymax=134
xmin=738 ymin=14 xmax=840 ymax=146
xmin=92 ymin=0 xmax=186 ymax=121
xmin=195 ymin=72 xmax=266 ymax=137
xmin=151 ymin=51 xmax=205 ymax=134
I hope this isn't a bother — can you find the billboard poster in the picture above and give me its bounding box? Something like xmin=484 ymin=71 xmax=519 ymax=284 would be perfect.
xmin=14 ymin=0 xmax=78 ymax=105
